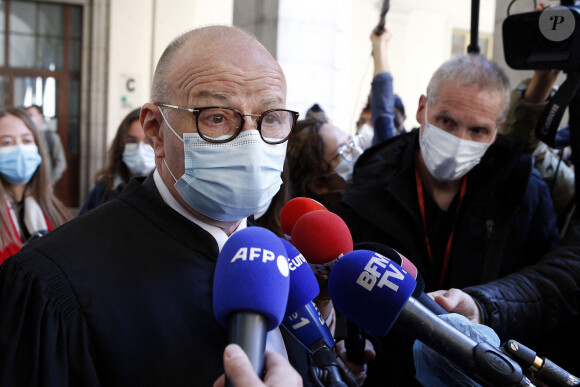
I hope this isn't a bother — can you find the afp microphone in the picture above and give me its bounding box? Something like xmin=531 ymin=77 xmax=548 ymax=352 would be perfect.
xmin=213 ymin=227 xmax=290 ymax=378
xmin=280 ymin=197 xmax=328 ymax=240
xmin=328 ymin=250 xmax=527 ymax=387
xmin=280 ymin=239 xmax=359 ymax=387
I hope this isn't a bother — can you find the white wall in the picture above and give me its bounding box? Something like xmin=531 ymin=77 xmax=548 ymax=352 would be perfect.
xmin=107 ymin=0 xmax=233 ymax=145
xmin=277 ymin=0 xmax=353 ymax=131
xmin=276 ymin=0 xmax=496 ymax=135
xmin=107 ymin=0 xmax=497 ymax=140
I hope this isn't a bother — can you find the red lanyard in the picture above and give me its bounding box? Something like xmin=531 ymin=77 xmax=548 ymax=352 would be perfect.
xmin=415 ymin=168 xmax=467 ymax=289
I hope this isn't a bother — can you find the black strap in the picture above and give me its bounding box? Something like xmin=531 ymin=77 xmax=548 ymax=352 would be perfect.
xmin=536 ymin=72 xmax=580 ymax=147
xmin=479 ymin=155 xmax=532 ymax=283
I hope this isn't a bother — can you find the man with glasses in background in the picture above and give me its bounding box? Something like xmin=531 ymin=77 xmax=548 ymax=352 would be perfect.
xmin=0 ymin=25 xmax=308 ymax=386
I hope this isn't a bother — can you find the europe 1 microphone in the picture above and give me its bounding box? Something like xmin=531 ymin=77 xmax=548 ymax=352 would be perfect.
xmin=328 ymin=249 xmax=532 ymax=387
xmin=280 ymin=238 xmax=359 ymax=387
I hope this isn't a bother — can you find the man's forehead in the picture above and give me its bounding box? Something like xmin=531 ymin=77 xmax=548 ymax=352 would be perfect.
xmin=168 ymin=41 xmax=286 ymax=104
xmin=431 ymin=82 xmax=503 ymax=123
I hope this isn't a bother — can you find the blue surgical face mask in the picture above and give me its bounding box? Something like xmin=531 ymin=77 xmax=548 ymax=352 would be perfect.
xmin=123 ymin=142 xmax=156 ymax=176
xmin=159 ymin=109 xmax=286 ymax=222
xmin=0 ymin=144 xmax=42 ymax=185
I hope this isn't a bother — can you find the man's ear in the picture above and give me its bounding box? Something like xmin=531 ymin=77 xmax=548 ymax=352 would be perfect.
xmin=416 ymin=95 xmax=427 ymax=126
xmin=141 ymin=103 xmax=165 ymax=158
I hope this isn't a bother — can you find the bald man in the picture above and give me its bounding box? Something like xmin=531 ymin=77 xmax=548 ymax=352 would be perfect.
xmin=0 ymin=26 xmax=311 ymax=386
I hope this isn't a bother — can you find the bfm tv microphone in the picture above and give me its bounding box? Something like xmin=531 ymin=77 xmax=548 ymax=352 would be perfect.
xmin=280 ymin=239 xmax=359 ymax=387
xmin=291 ymin=209 xmax=353 ymax=276
xmin=344 ymin=241 xmax=418 ymax=365
xmin=344 ymin=242 xmax=447 ymax=365
xmin=213 ymin=227 xmax=290 ymax=379
xmin=328 ymin=250 xmax=527 ymax=387
xmin=354 ymin=242 xmax=448 ymax=315
xmin=280 ymin=197 xmax=328 ymax=240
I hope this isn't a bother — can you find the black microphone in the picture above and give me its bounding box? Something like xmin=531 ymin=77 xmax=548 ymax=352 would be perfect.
xmin=375 ymin=0 xmax=390 ymax=34
xmin=502 ymin=339 xmax=580 ymax=387
xmin=329 ymin=250 xmax=527 ymax=387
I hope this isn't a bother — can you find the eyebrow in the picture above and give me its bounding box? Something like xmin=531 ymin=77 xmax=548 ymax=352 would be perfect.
xmin=194 ymin=91 xmax=232 ymax=104
xmin=437 ymin=110 xmax=493 ymax=130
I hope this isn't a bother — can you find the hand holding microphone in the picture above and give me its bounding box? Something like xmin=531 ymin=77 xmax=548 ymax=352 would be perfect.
xmin=213 ymin=227 xmax=290 ymax=380
xmin=428 ymin=288 xmax=482 ymax=324
xmin=328 ymin=249 xmax=527 ymax=387
xmin=213 ymin=344 xmax=303 ymax=387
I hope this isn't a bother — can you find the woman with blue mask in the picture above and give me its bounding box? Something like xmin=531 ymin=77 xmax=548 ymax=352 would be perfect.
xmin=0 ymin=108 xmax=71 ymax=263
xmin=80 ymin=108 xmax=156 ymax=214
xmin=286 ymin=110 xmax=363 ymax=212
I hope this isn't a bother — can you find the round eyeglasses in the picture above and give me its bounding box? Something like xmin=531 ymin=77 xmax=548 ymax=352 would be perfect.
xmin=330 ymin=137 xmax=363 ymax=163
xmin=155 ymin=103 xmax=300 ymax=144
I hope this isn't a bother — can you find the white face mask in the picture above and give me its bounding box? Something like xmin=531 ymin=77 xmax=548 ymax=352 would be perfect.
xmin=160 ymin=109 xmax=286 ymax=222
xmin=419 ymin=106 xmax=494 ymax=181
xmin=333 ymin=158 xmax=355 ymax=184
xmin=122 ymin=142 xmax=156 ymax=176
xmin=354 ymin=123 xmax=374 ymax=151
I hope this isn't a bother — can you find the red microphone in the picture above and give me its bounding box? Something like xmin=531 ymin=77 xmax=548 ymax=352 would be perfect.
xmin=290 ymin=210 xmax=353 ymax=276
xmin=280 ymin=197 xmax=328 ymax=240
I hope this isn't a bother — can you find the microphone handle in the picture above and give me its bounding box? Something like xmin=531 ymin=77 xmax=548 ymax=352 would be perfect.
xmin=310 ymin=339 xmax=349 ymax=387
xmin=416 ymin=291 xmax=449 ymax=315
xmin=535 ymin=358 xmax=580 ymax=387
xmin=334 ymin=349 xmax=361 ymax=387
xmin=345 ymin=319 xmax=366 ymax=364
xmin=400 ymin=298 xmax=524 ymax=387
xmin=502 ymin=339 xmax=580 ymax=387
xmin=228 ymin=313 xmax=268 ymax=378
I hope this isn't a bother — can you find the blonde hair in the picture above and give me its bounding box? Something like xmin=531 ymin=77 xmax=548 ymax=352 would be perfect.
xmin=0 ymin=108 xmax=71 ymax=250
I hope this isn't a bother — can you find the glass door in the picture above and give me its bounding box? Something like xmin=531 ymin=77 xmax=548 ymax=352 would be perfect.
xmin=1 ymin=1 xmax=82 ymax=206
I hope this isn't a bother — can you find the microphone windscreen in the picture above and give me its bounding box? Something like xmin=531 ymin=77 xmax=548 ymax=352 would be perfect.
xmin=354 ymin=242 xmax=418 ymax=279
xmin=328 ymin=249 xmax=416 ymax=336
xmin=213 ymin=227 xmax=290 ymax=331
xmin=281 ymin=238 xmax=320 ymax=318
xmin=280 ymin=197 xmax=327 ymax=238
xmin=291 ymin=210 xmax=353 ymax=265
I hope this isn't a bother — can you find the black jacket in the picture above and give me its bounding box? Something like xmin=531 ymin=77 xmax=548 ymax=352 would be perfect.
xmin=340 ymin=129 xmax=560 ymax=290
xmin=0 ymin=175 xmax=313 ymax=386
xmin=338 ymin=130 xmax=563 ymax=385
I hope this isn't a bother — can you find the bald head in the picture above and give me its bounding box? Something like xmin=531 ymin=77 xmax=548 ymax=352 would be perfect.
xmin=151 ymin=25 xmax=284 ymax=103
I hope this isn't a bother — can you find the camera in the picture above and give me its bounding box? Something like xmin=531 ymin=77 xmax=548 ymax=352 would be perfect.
xmin=503 ymin=5 xmax=580 ymax=70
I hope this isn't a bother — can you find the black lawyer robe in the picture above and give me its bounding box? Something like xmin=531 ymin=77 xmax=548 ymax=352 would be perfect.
xmin=0 ymin=175 xmax=312 ymax=386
